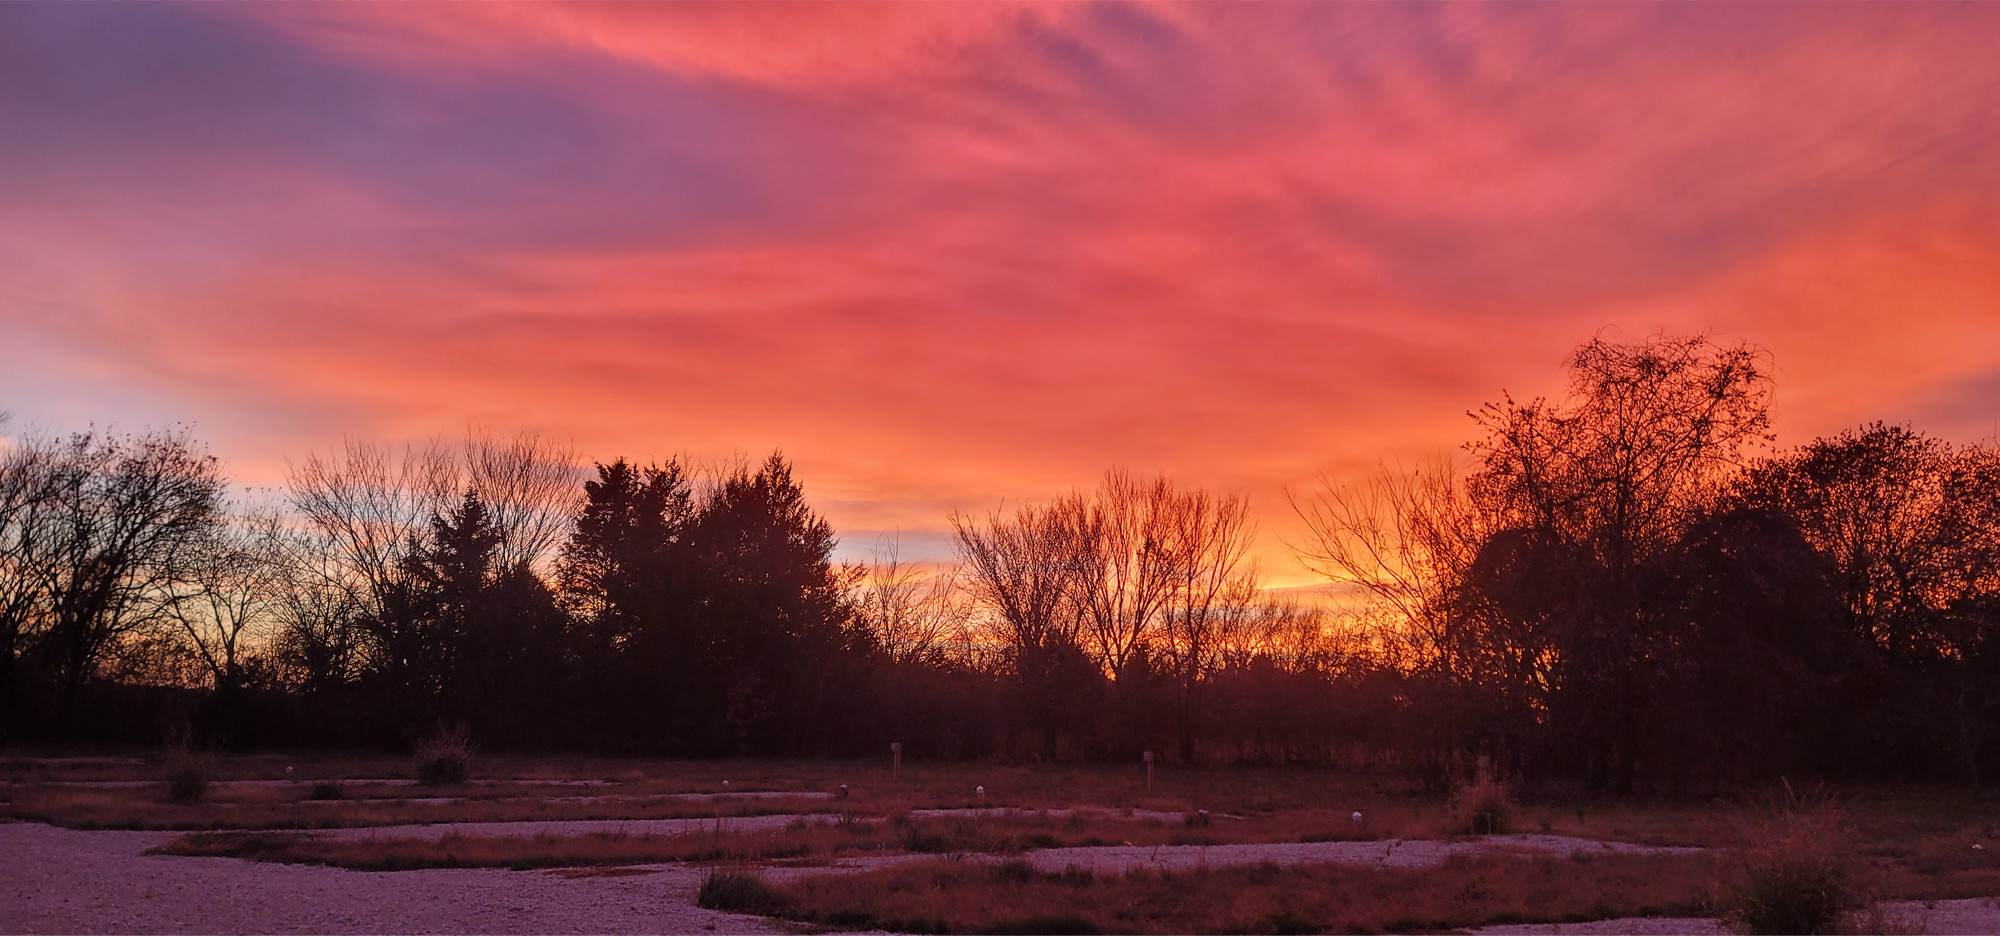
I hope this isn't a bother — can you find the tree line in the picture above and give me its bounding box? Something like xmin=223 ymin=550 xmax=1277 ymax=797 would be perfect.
xmin=4 ymin=333 xmax=1999 ymax=791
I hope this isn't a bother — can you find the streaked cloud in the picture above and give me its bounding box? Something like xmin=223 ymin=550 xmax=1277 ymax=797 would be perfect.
xmin=3 ymin=2 xmax=1997 ymax=581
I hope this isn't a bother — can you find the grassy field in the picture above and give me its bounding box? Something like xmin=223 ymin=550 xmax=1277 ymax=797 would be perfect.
xmin=11 ymin=751 xmax=2000 ymax=933
xmin=743 ymin=853 xmax=1729 ymax=935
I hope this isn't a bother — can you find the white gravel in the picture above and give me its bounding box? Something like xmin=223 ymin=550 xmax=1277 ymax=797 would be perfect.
xmin=0 ymin=822 xmax=784 ymax=935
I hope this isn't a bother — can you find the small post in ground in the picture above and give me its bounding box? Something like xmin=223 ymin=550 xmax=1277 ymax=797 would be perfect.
xmin=1143 ymin=750 xmax=1155 ymax=798
xmin=891 ymin=742 xmax=902 ymax=782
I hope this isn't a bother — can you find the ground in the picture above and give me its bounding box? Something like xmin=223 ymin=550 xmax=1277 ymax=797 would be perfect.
xmin=5 ymin=752 xmax=2000 ymax=934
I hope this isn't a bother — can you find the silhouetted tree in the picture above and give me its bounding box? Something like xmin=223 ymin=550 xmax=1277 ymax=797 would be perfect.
xmin=1462 ymin=333 xmax=1774 ymax=791
xmin=681 ymin=454 xmax=865 ymax=754
xmin=1750 ymin=424 xmax=2000 ymax=787
xmin=0 ymin=427 xmax=225 ymax=732
xmin=954 ymin=496 xmax=1098 ymax=759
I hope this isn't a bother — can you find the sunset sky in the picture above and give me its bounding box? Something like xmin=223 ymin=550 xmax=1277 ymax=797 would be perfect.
xmin=4 ymin=3 xmax=1999 ymax=587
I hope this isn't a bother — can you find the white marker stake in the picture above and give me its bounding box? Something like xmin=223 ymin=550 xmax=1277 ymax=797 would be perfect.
xmin=1143 ymin=751 xmax=1155 ymax=797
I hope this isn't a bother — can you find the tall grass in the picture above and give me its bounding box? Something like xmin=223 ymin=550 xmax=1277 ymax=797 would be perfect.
xmin=413 ymin=725 xmax=473 ymax=786
xmin=697 ymin=870 xmax=789 ymax=915
xmin=1722 ymin=788 xmax=1866 ymax=935
xmin=1450 ymin=775 xmax=1512 ymax=836
xmin=764 ymin=852 xmax=1722 ymax=934
xmin=161 ymin=748 xmax=213 ymax=805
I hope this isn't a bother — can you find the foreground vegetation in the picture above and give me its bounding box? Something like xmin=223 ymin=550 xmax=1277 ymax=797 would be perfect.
xmin=722 ymin=854 xmax=1725 ymax=935
xmin=15 ymin=752 xmax=2000 ymax=933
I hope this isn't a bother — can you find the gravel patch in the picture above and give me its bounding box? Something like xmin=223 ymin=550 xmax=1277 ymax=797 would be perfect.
xmin=0 ymin=822 xmax=785 ymax=935
xmin=18 ymin=815 xmax=1998 ymax=935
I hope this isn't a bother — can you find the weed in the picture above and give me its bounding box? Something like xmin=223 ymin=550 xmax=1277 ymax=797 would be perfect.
xmin=769 ymin=851 xmax=1719 ymax=935
xmin=413 ymin=725 xmax=473 ymax=786
xmin=1451 ymin=775 xmax=1512 ymax=836
xmin=993 ymin=860 xmax=1038 ymax=883
xmin=162 ymin=749 xmax=212 ymax=805
xmin=1722 ymin=791 xmax=1863 ymax=935
xmin=697 ymin=870 xmax=789 ymax=915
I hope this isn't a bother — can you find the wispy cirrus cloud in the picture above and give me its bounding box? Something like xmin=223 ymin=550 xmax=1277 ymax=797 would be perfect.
xmin=3 ymin=2 xmax=1998 ymax=579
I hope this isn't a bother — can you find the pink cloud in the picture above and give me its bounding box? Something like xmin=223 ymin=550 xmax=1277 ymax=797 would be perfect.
xmin=4 ymin=2 xmax=1999 ymax=581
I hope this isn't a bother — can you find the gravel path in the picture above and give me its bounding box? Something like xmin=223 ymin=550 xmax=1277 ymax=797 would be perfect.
xmin=13 ymin=818 xmax=2000 ymax=935
xmin=0 ymin=822 xmax=784 ymax=935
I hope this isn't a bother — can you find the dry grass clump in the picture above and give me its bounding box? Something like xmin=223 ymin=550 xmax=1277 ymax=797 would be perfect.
xmin=697 ymin=870 xmax=790 ymax=915
xmin=413 ymin=726 xmax=473 ymax=786
xmin=1722 ymin=793 xmax=1866 ymax=935
xmin=151 ymin=828 xmax=822 ymax=871
xmin=1451 ymin=775 xmax=1513 ymax=836
xmin=767 ymin=852 xmax=1721 ymax=934
xmin=2 ymin=785 xmax=841 ymax=832
xmin=162 ymin=749 xmax=213 ymax=805
xmin=146 ymin=810 xmax=1248 ymax=871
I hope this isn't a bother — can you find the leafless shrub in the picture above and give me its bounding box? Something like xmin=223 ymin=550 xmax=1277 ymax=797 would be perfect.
xmin=1450 ymin=775 xmax=1513 ymax=836
xmin=413 ymin=725 xmax=473 ymax=786
xmin=1723 ymin=789 xmax=1865 ymax=935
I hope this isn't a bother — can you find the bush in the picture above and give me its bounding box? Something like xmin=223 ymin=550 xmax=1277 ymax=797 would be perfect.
xmin=162 ymin=749 xmax=212 ymax=805
xmin=308 ymin=780 xmax=345 ymax=801
xmin=413 ymin=725 xmax=473 ymax=786
xmin=697 ymin=870 xmax=789 ymax=915
xmin=1723 ymin=798 xmax=1863 ymax=935
xmin=1450 ymin=776 xmax=1512 ymax=836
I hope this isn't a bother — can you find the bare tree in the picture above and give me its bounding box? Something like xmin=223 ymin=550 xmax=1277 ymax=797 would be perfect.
xmin=953 ymin=496 xmax=1096 ymax=758
xmin=0 ymin=419 xmax=59 ymax=711
xmin=1459 ymin=333 xmax=1776 ymax=792
xmin=268 ymin=523 xmax=368 ymax=694
xmin=855 ymin=535 xmax=967 ymax=666
xmin=952 ymin=498 xmax=1089 ymax=660
xmin=287 ymin=437 xmax=454 ymax=619
xmin=1073 ymin=470 xmax=1181 ymax=679
xmin=461 ymin=430 xmax=584 ymax=572
xmin=1289 ymin=458 xmax=1489 ymax=677
xmin=1 ymin=427 xmax=225 ymax=717
xmin=1469 ymin=333 xmax=1774 ymax=577
xmin=1153 ymin=484 xmax=1257 ymax=762
xmin=163 ymin=507 xmax=286 ymax=693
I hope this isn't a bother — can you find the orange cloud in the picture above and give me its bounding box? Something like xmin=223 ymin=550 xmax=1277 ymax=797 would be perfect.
xmin=4 ymin=2 xmax=1998 ymax=584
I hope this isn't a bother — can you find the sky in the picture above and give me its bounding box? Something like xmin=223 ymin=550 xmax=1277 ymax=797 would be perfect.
xmin=3 ymin=2 xmax=1999 ymax=587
